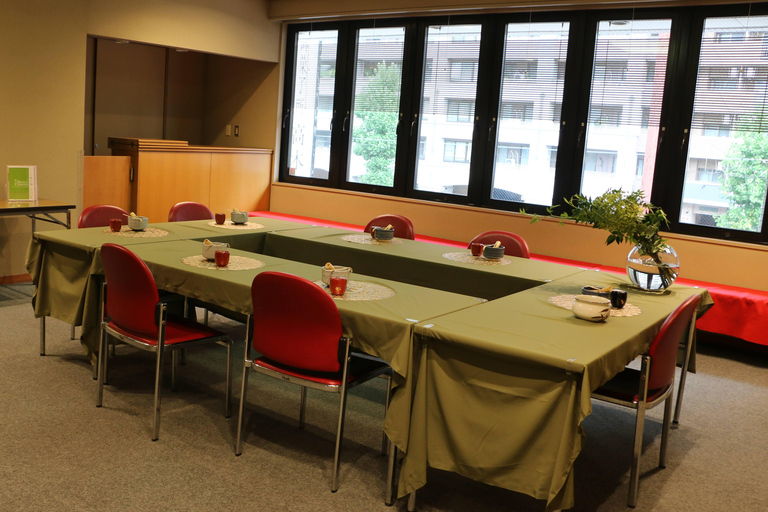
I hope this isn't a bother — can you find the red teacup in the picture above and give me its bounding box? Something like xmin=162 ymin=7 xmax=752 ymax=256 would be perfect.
xmin=214 ymin=250 xmax=230 ymax=267
xmin=109 ymin=218 xmax=122 ymax=232
xmin=330 ymin=276 xmax=348 ymax=296
xmin=470 ymin=242 xmax=484 ymax=257
xmin=214 ymin=213 xmax=226 ymax=225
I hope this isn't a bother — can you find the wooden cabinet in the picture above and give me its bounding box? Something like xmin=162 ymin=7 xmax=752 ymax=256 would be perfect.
xmin=103 ymin=138 xmax=272 ymax=222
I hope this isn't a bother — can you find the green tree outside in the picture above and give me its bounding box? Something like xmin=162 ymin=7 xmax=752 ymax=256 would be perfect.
xmin=351 ymin=61 xmax=401 ymax=187
xmin=718 ymin=129 xmax=768 ymax=231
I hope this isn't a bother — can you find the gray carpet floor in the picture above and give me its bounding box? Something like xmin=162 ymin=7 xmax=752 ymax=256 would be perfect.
xmin=1 ymin=300 xmax=766 ymax=511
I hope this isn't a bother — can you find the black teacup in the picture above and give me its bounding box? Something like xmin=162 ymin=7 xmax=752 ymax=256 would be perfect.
xmin=610 ymin=290 xmax=628 ymax=309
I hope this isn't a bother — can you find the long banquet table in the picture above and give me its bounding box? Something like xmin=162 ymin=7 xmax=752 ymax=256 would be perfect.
xmin=24 ymin=219 xmax=713 ymax=510
xmin=403 ymin=269 xmax=711 ymax=510
xmin=25 ymin=217 xmax=312 ymax=357
xmin=263 ymin=226 xmax=585 ymax=299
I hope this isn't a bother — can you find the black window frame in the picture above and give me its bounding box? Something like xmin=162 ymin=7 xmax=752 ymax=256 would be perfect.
xmin=279 ymin=4 xmax=768 ymax=245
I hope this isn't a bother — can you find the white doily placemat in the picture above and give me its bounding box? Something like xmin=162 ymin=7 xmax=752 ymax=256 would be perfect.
xmin=442 ymin=252 xmax=512 ymax=266
xmin=103 ymin=227 xmax=169 ymax=238
xmin=182 ymin=255 xmax=265 ymax=271
xmin=340 ymin=234 xmax=404 ymax=245
xmin=313 ymin=280 xmax=395 ymax=301
xmin=206 ymin=220 xmax=265 ymax=230
xmin=548 ymin=294 xmax=642 ymax=317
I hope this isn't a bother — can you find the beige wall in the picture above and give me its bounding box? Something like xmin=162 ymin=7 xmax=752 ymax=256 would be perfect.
xmin=166 ymin=50 xmax=207 ymax=144
xmin=203 ymin=56 xmax=281 ymax=150
xmin=93 ymin=39 xmax=167 ymax=155
xmin=0 ymin=0 xmax=281 ymax=280
xmin=87 ymin=0 xmax=280 ymax=62
xmin=0 ymin=1 xmax=88 ymax=279
xmin=270 ymin=183 xmax=768 ymax=291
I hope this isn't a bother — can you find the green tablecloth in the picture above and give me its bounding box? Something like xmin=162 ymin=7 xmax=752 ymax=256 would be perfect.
xmin=26 ymin=222 xmax=715 ymax=511
xmin=263 ymin=227 xmax=584 ymax=299
xmin=127 ymin=240 xmax=485 ymax=463
xmin=24 ymin=217 xmax=313 ymax=359
xmin=403 ymin=270 xmax=713 ymax=510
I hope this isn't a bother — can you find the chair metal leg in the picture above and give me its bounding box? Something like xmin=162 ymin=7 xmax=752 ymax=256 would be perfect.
xmin=299 ymin=386 xmax=307 ymax=429
xmin=332 ymin=383 xmax=349 ymax=492
xmin=332 ymin=340 xmax=352 ymax=493
xmin=382 ymin=373 xmax=392 ymax=455
xmin=224 ymin=341 xmax=232 ymax=418
xmin=204 ymin=309 xmax=209 ymax=326
xmin=171 ymin=350 xmax=178 ymax=391
xmin=674 ymin=318 xmax=697 ymax=425
xmin=152 ymin=344 xmax=165 ymax=441
xmin=96 ymin=323 xmax=108 ymax=407
xmin=629 ymin=401 xmax=647 ymax=508
xmin=109 ymin=343 xmax=115 ymax=357
xmin=70 ymin=325 xmax=76 ymax=340
xmin=39 ymin=316 xmax=45 ymax=355
xmin=385 ymin=443 xmax=397 ymax=506
xmin=407 ymin=491 xmax=416 ymax=511
xmin=235 ymin=362 xmax=250 ymax=455
xmin=660 ymin=394 xmax=673 ymax=468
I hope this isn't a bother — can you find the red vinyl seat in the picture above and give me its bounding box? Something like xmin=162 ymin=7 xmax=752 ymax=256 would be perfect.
xmin=235 ymin=271 xmax=392 ymax=492
xmin=167 ymin=201 xmax=214 ymax=222
xmin=468 ymin=230 xmax=531 ymax=259
xmin=363 ymin=214 xmax=415 ymax=240
xmin=78 ymin=204 xmax=129 ymax=228
xmin=96 ymin=243 xmax=233 ymax=441
xmin=591 ymin=294 xmax=701 ymax=507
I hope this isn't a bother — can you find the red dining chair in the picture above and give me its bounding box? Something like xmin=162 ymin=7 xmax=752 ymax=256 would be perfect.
xmin=168 ymin=201 xmax=214 ymax=222
xmin=78 ymin=204 xmax=129 ymax=228
xmin=591 ymin=294 xmax=701 ymax=508
xmin=468 ymin=230 xmax=531 ymax=259
xmin=96 ymin=243 xmax=233 ymax=441
xmin=364 ymin=214 xmax=415 ymax=240
xmin=236 ymin=271 xmax=392 ymax=492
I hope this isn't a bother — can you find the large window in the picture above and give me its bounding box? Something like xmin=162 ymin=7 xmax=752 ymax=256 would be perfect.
xmin=347 ymin=27 xmax=405 ymax=187
xmin=679 ymin=15 xmax=768 ymax=234
xmin=415 ymin=24 xmax=482 ymax=196
xmin=280 ymin=6 xmax=768 ymax=245
xmin=285 ymin=30 xmax=338 ymax=180
xmin=581 ymin=18 xmax=672 ymax=200
xmin=491 ymin=21 xmax=570 ymax=206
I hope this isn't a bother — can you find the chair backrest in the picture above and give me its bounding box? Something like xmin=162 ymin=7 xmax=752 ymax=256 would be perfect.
xmin=168 ymin=201 xmax=214 ymax=222
xmin=363 ymin=214 xmax=415 ymax=240
xmin=101 ymin=243 xmax=160 ymax=336
xmin=251 ymin=271 xmax=344 ymax=373
xmin=468 ymin=231 xmax=531 ymax=258
xmin=78 ymin=205 xmax=129 ymax=228
xmin=647 ymin=294 xmax=701 ymax=390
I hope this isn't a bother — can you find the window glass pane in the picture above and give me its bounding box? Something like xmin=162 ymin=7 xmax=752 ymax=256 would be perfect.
xmin=680 ymin=16 xmax=768 ymax=232
xmin=580 ymin=19 xmax=672 ymax=200
xmin=415 ymin=25 xmax=482 ymax=195
xmin=348 ymin=27 xmax=405 ymax=186
xmin=492 ymin=21 xmax=570 ymax=206
xmin=287 ymin=30 xmax=338 ymax=179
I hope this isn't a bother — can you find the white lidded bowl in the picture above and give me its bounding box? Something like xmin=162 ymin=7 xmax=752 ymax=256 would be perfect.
xmin=572 ymin=294 xmax=611 ymax=322
xmin=231 ymin=211 xmax=248 ymax=224
xmin=202 ymin=241 xmax=230 ymax=260
xmin=127 ymin=216 xmax=149 ymax=231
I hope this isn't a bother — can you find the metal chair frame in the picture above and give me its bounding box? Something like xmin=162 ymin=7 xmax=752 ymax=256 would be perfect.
xmin=96 ymin=246 xmax=233 ymax=441
xmin=236 ymin=273 xmax=393 ymax=492
xmin=591 ymin=294 xmax=700 ymax=507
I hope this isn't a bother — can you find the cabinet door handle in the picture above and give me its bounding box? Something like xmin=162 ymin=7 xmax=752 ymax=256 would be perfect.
xmin=129 ymin=166 xmax=134 ymax=182
xmin=282 ymin=113 xmax=289 ymax=129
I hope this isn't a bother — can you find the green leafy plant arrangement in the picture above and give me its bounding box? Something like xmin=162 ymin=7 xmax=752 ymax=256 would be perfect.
xmin=530 ymin=188 xmax=670 ymax=263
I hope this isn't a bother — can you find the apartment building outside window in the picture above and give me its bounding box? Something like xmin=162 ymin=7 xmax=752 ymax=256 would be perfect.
xmin=280 ymin=5 xmax=768 ymax=245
